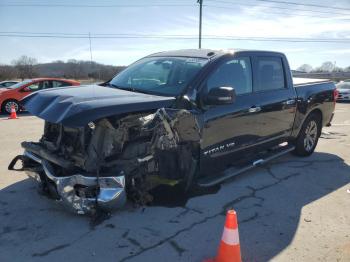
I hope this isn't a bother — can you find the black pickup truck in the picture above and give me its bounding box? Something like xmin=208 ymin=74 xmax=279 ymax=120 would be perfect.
xmin=9 ymin=49 xmax=337 ymax=214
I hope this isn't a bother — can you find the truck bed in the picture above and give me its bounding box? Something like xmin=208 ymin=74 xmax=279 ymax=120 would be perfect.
xmin=293 ymin=77 xmax=332 ymax=87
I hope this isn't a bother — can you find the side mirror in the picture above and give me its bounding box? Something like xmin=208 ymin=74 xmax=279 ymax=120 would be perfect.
xmin=205 ymin=86 xmax=236 ymax=105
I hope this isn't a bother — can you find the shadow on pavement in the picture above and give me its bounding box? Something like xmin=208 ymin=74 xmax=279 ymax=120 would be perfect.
xmin=0 ymin=152 xmax=349 ymax=261
xmin=235 ymin=152 xmax=350 ymax=261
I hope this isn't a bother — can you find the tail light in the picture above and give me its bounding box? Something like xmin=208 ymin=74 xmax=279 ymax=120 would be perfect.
xmin=334 ymin=89 xmax=339 ymax=101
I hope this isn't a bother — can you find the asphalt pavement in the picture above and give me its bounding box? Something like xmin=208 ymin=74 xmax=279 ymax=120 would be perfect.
xmin=0 ymin=103 xmax=349 ymax=262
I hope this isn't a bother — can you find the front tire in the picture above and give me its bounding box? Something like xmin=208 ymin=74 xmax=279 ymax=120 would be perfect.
xmin=292 ymin=113 xmax=321 ymax=156
xmin=2 ymin=100 xmax=20 ymax=114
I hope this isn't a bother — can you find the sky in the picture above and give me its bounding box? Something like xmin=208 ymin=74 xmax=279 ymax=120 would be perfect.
xmin=0 ymin=0 xmax=350 ymax=69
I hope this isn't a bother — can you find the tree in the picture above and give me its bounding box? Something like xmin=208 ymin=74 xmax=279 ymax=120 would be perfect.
xmin=0 ymin=65 xmax=18 ymax=81
xmin=333 ymin=66 xmax=344 ymax=73
xmin=315 ymin=61 xmax=335 ymax=72
xmin=297 ymin=64 xmax=313 ymax=73
xmin=12 ymin=55 xmax=38 ymax=80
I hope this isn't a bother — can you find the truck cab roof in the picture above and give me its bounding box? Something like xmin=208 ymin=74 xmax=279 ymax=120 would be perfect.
xmin=147 ymin=49 xmax=285 ymax=59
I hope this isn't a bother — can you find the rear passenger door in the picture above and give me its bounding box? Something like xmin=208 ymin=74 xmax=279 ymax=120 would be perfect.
xmin=252 ymin=55 xmax=297 ymax=144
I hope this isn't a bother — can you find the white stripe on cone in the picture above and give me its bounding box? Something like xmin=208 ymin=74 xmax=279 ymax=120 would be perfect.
xmin=221 ymin=227 xmax=240 ymax=246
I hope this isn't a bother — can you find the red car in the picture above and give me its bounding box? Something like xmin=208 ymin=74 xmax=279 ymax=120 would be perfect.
xmin=0 ymin=78 xmax=80 ymax=113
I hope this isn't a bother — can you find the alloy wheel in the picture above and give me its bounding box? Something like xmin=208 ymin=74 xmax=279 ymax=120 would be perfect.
xmin=304 ymin=120 xmax=318 ymax=152
xmin=5 ymin=101 xmax=19 ymax=114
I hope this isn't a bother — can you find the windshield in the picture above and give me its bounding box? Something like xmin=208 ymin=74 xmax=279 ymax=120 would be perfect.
xmin=6 ymin=79 xmax=32 ymax=89
xmin=109 ymin=56 xmax=208 ymax=96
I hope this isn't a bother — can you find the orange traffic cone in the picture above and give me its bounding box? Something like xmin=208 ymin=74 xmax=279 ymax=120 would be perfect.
xmin=204 ymin=210 xmax=241 ymax=262
xmin=8 ymin=105 xmax=18 ymax=119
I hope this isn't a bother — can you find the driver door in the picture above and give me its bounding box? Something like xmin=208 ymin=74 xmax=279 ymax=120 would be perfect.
xmin=200 ymin=56 xmax=261 ymax=175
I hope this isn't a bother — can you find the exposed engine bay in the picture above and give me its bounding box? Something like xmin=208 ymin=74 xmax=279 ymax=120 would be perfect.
xmin=9 ymin=109 xmax=201 ymax=214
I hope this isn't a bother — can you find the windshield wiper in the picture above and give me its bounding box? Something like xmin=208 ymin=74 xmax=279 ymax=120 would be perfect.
xmin=108 ymin=83 xmax=136 ymax=92
xmin=108 ymin=83 xmax=155 ymax=95
xmin=121 ymin=87 xmax=155 ymax=95
xmin=108 ymin=83 xmax=121 ymax=88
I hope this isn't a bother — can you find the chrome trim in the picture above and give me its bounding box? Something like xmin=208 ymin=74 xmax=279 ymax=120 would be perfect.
xmin=24 ymin=150 xmax=42 ymax=164
xmin=24 ymin=150 xmax=126 ymax=214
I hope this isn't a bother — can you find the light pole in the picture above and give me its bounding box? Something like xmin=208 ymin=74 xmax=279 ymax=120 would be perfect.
xmin=198 ymin=0 xmax=203 ymax=49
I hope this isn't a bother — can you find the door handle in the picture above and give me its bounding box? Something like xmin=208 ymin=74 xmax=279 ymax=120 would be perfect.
xmin=284 ymin=99 xmax=296 ymax=105
xmin=248 ymin=106 xmax=261 ymax=113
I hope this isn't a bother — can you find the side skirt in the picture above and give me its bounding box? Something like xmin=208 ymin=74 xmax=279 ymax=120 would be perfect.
xmin=197 ymin=144 xmax=295 ymax=187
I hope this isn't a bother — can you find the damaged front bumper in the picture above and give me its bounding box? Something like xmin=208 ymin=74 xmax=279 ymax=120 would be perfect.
xmin=9 ymin=151 xmax=126 ymax=215
xmin=9 ymin=108 xmax=201 ymax=215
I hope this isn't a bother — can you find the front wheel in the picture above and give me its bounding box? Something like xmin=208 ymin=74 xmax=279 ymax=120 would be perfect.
xmin=292 ymin=113 xmax=321 ymax=156
xmin=2 ymin=100 xmax=20 ymax=114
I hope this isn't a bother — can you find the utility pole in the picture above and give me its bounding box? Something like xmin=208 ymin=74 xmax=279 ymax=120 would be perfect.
xmin=88 ymin=32 xmax=94 ymax=80
xmin=198 ymin=0 xmax=203 ymax=49
xmin=88 ymin=32 xmax=93 ymax=63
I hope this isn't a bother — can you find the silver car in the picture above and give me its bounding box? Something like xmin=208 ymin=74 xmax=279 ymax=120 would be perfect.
xmin=336 ymin=81 xmax=350 ymax=101
xmin=0 ymin=80 xmax=19 ymax=88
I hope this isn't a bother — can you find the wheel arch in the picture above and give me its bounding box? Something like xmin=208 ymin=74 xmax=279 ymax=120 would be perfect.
xmin=291 ymin=107 xmax=324 ymax=140
xmin=308 ymin=108 xmax=323 ymax=122
xmin=308 ymin=108 xmax=323 ymax=133
xmin=299 ymin=108 xmax=323 ymax=138
xmin=1 ymin=98 xmax=20 ymax=112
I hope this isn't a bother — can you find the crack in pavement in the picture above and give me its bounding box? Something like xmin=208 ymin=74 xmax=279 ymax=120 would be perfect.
xmin=29 ymin=157 xmax=335 ymax=260
xmin=119 ymin=210 xmax=220 ymax=262
xmin=32 ymin=244 xmax=71 ymax=257
xmin=272 ymin=158 xmax=342 ymax=168
xmin=30 ymin=230 xmax=93 ymax=257
xmin=127 ymin=237 xmax=143 ymax=249
xmin=119 ymin=163 xmax=307 ymax=261
xmin=175 ymin=207 xmax=203 ymax=219
xmin=169 ymin=240 xmax=187 ymax=256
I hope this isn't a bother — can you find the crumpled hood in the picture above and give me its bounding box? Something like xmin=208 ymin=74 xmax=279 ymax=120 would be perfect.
xmin=22 ymin=85 xmax=176 ymax=127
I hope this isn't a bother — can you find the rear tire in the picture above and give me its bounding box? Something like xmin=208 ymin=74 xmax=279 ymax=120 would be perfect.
xmin=1 ymin=100 xmax=19 ymax=114
xmin=292 ymin=113 xmax=321 ymax=157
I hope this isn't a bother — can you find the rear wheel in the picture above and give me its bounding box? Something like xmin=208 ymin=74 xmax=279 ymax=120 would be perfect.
xmin=292 ymin=113 xmax=321 ymax=156
xmin=2 ymin=100 xmax=19 ymax=114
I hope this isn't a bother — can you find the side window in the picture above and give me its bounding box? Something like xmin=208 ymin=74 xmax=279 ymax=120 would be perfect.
xmin=39 ymin=81 xmax=51 ymax=89
xmin=207 ymin=57 xmax=252 ymax=95
xmin=256 ymin=57 xmax=286 ymax=91
xmin=26 ymin=82 xmax=40 ymax=91
xmin=52 ymin=81 xmax=71 ymax=88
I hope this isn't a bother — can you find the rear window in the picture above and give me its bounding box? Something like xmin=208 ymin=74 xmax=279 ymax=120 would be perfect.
xmin=337 ymin=83 xmax=350 ymax=89
xmin=256 ymin=57 xmax=286 ymax=92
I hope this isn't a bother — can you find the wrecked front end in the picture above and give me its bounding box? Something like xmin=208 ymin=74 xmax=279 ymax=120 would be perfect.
xmin=9 ymin=109 xmax=200 ymax=214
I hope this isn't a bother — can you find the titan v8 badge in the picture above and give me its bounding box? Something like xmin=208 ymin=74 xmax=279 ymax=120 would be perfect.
xmin=204 ymin=142 xmax=236 ymax=156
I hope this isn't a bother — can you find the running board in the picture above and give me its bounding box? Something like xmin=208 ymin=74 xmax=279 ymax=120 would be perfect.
xmin=197 ymin=145 xmax=295 ymax=187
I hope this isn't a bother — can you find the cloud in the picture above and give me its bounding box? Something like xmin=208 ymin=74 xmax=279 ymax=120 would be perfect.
xmin=2 ymin=0 xmax=349 ymax=67
xmin=320 ymin=49 xmax=350 ymax=54
xmin=156 ymin=3 xmax=350 ymax=40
